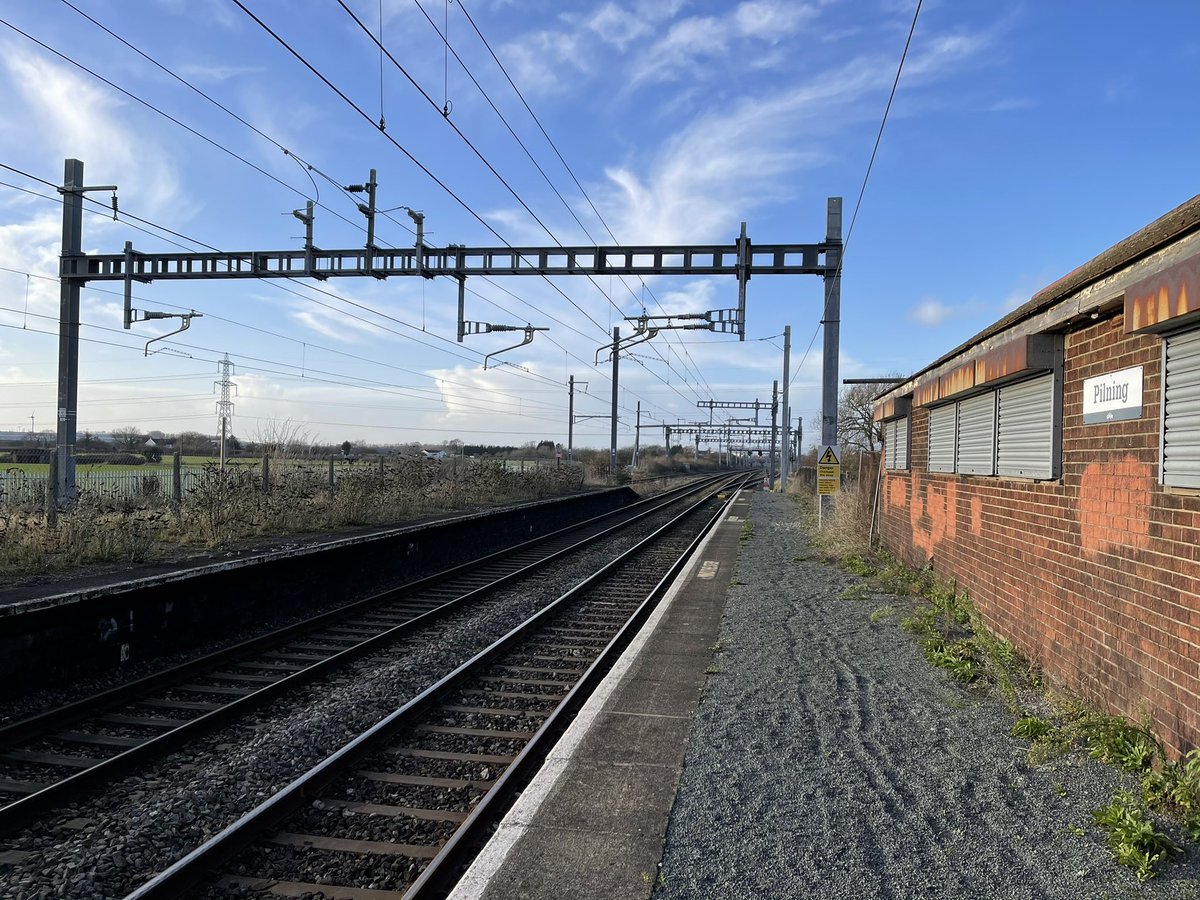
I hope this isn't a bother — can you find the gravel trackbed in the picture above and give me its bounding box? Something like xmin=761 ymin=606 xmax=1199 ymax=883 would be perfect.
xmin=654 ymin=491 xmax=1200 ymax=900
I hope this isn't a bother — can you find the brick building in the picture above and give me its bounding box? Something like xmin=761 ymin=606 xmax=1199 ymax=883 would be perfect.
xmin=873 ymin=196 xmax=1200 ymax=756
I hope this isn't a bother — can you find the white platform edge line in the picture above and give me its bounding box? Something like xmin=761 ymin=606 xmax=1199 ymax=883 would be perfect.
xmin=447 ymin=488 xmax=742 ymax=900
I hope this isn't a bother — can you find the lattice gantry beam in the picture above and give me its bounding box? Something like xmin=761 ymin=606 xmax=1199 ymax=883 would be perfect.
xmin=64 ymin=241 xmax=840 ymax=282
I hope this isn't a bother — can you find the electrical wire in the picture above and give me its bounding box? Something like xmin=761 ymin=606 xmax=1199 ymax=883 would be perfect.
xmin=0 ymin=305 xmax=565 ymax=420
xmin=448 ymin=0 xmax=717 ymax=397
xmin=226 ymin=1 xmax=699 ymax=420
xmin=2 ymin=11 xmax=693 ymax=426
xmin=790 ymin=0 xmax=922 ymax=388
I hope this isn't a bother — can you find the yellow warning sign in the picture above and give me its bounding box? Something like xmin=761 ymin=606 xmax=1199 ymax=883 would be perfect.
xmin=817 ymin=444 xmax=841 ymax=495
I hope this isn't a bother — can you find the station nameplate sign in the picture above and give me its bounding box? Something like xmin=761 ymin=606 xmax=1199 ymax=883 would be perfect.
xmin=817 ymin=444 xmax=841 ymax=495
xmin=1083 ymin=365 xmax=1143 ymax=424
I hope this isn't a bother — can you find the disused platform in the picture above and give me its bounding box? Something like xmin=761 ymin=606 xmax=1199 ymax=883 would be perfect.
xmin=0 ymin=489 xmax=637 ymax=699
xmin=449 ymin=485 xmax=753 ymax=899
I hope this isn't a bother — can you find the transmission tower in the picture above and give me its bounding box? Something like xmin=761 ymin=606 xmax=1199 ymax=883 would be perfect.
xmin=215 ymin=353 xmax=237 ymax=469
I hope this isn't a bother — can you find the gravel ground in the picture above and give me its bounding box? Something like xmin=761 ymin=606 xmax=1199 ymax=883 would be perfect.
xmin=655 ymin=491 xmax=1200 ymax=900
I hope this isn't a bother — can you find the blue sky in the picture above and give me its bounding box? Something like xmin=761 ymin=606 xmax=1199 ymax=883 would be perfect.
xmin=1 ymin=1 xmax=1198 ymax=451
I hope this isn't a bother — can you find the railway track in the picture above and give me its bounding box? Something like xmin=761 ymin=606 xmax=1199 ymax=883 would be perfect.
xmin=0 ymin=475 xmax=733 ymax=837
xmin=122 ymin=472 xmax=750 ymax=898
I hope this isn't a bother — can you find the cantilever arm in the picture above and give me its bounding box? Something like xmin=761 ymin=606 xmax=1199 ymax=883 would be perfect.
xmin=143 ymin=310 xmax=202 ymax=356
xmin=484 ymin=324 xmax=548 ymax=369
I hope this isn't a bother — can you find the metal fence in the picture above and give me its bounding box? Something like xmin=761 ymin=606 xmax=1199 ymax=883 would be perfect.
xmin=0 ymin=456 xmax=583 ymax=508
xmin=0 ymin=467 xmax=209 ymax=506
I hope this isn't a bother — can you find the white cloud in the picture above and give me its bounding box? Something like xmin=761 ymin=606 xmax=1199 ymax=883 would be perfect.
xmin=631 ymin=16 xmax=728 ymax=84
xmin=0 ymin=43 xmax=182 ymax=222
xmin=288 ymin=297 xmax=397 ymax=343
xmin=734 ymin=2 xmax=818 ymax=41
xmin=598 ymin=56 xmax=882 ymax=244
xmin=903 ymin=32 xmax=991 ymax=80
xmin=910 ymin=298 xmax=957 ymax=326
xmin=986 ymin=97 xmax=1035 ymax=112
xmin=587 ymin=3 xmax=654 ymax=50
xmin=498 ymin=29 xmax=591 ymax=96
xmin=176 ymin=62 xmax=264 ymax=83
xmin=151 ymin=0 xmax=240 ymax=30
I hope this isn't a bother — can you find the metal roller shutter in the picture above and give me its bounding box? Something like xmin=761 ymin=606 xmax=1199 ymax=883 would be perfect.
xmin=997 ymin=373 xmax=1056 ymax=478
xmin=886 ymin=416 xmax=909 ymax=470
xmin=956 ymin=391 xmax=996 ymax=475
xmin=927 ymin=404 xmax=956 ymax=473
xmin=1163 ymin=328 xmax=1200 ymax=488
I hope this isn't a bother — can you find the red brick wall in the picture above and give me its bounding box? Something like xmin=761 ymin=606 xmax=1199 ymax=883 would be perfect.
xmin=879 ymin=313 xmax=1200 ymax=756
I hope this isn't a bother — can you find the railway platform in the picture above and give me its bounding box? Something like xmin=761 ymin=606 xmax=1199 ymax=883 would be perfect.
xmin=449 ymin=485 xmax=753 ymax=899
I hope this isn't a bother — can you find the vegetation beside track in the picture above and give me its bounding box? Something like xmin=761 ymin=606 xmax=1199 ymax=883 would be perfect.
xmin=0 ymin=455 xmax=727 ymax=578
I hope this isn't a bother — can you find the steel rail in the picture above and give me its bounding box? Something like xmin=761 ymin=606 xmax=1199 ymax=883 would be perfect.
xmin=123 ymin=473 xmax=749 ymax=899
xmin=0 ymin=476 xmax=726 ymax=834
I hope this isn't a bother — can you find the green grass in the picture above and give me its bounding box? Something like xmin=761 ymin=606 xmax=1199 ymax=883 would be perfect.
xmin=1092 ymin=791 xmax=1181 ymax=881
xmin=1012 ymin=716 xmax=1056 ymax=741
xmin=1143 ymin=749 xmax=1200 ymax=842
xmin=843 ymin=553 xmax=879 ymax=577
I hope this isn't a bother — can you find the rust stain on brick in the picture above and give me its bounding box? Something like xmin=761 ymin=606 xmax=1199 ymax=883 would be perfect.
xmin=887 ymin=475 xmax=907 ymax=509
xmin=910 ymin=472 xmax=957 ymax=558
xmin=970 ymin=495 xmax=983 ymax=535
xmin=1125 ymin=252 xmax=1200 ymax=332
xmin=1078 ymin=455 xmax=1153 ymax=556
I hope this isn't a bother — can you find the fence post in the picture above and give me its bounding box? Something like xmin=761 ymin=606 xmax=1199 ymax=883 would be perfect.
xmin=262 ymin=454 xmax=270 ymax=493
xmin=328 ymin=457 xmax=335 ymax=487
xmin=47 ymin=452 xmax=58 ymax=527
xmin=379 ymin=455 xmax=384 ymax=478
xmin=173 ymin=450 xmax=182 ymax=522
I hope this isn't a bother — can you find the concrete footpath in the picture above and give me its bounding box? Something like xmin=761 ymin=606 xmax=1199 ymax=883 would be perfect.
xmin=448 ymin=486 xmax=753 ymax=899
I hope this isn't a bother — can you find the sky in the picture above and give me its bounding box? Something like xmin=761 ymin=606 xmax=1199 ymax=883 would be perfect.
xmin=1 ymin=1 xmax=1198 ymax=453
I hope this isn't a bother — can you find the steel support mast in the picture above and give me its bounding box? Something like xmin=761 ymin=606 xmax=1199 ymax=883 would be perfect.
xmin=820 ymin=198 xmax=843 ymax=516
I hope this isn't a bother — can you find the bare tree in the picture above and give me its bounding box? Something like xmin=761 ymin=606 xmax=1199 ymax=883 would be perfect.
xmin=253 ymin=418 xmax=313 ymax=460
xmin=111 ymin=426 xmax=143 ymax=451
xmin=838 ymin=379 xmax=903 ymax=453
xmin=175 ymin=430 xmax=215 ymax=455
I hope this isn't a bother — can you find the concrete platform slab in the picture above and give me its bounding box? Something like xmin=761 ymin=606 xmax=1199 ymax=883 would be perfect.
xmin=527 ymin=758 xmax=680 ymax=834
xmin=471 ymin=826 xmax=662 ymax=900
xmin=571 ymin=710 xmax=694 ymax=766
xmin=605 ymin=677 xmax=705 ymax=717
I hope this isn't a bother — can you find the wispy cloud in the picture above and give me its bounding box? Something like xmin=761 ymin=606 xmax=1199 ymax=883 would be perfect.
xmin=910 ymin=299 xmax=958 ymax=326
xmin=986 ymin=96 xmax=1035 ymax=112
xmin=151 ymin=0 xmax=240 ymax=30
xmin=0 ymin=42 xmax=182 ymax=221
xmin=596 ymin=55 xmax=890 ymax=243
xmin=909 ymin=296 xmax=999 ymax=326
xmin=631 ymin=1 xmax=819 ymax=84
xmin=288 ymin=297 xmax=396 ymax=343
xmin=500 ymin=0 xmax=818 ymax=95
xmin=176 ymin=62 xmax=264 ymax=83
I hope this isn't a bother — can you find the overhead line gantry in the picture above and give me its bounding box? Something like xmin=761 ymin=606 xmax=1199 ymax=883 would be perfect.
xmin=52 ymin=158 xmax=842 ymax=508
